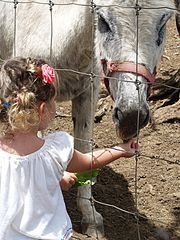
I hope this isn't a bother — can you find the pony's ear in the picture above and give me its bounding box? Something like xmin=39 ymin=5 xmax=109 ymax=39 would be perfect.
xmin=175 ymin=0 xmax=180 ymax=35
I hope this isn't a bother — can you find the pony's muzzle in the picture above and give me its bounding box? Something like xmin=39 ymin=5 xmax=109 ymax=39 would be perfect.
xmin=112 ymin=106 xmax=150 ymax=140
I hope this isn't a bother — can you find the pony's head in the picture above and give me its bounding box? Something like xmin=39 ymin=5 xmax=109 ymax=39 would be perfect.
xmin=95 ymin=0 xmax=177 ymax=140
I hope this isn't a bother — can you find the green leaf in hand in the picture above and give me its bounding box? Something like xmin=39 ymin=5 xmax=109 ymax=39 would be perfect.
xmin=74 ymin=169 xmax=100 ymax=187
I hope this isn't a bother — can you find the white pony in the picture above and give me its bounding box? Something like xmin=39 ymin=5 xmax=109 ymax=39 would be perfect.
xmin=0 ymin=0 xmax=179 ymax=237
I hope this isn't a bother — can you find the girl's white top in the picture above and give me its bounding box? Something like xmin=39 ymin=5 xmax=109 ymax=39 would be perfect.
xmin=0 ymin=132 xmax=74 ymax=240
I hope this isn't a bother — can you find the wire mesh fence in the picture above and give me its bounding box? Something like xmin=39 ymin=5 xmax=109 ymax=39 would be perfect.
xmin=0 ymin=0 xmax=179 ymax=239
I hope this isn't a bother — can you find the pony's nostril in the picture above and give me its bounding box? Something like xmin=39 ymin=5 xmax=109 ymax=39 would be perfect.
xmin=113 ymin=107 xmax=123 ymax=122
xmin=114 ymin=107 xmax=118 ymax=120
xmin=142 ymin=109 xmax=150 ymax=127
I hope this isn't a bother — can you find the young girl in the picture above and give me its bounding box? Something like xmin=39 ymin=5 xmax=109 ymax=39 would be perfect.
xmin=0 ymin=57 xmax=139 ymax=240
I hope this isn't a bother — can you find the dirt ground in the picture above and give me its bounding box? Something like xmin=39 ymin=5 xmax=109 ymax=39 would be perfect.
xmin=48 ymin=18 xmax=180 ymax=240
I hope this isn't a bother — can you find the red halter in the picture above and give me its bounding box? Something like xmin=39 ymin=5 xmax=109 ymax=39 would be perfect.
xmin=101 ymin=59 xmax=156 ymax=98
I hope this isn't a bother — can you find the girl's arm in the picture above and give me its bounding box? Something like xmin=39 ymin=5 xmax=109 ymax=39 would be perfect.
xmin=67 ymin=139 xmax=139 ymax=173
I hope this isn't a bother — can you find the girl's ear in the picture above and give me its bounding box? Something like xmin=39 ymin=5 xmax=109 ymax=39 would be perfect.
xmin=38 ymin=102 xmax=46 ymax=118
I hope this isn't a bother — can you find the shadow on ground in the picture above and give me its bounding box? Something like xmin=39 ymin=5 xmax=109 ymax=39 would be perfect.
xmin=63 ymin=166 xmax=179 ymax=240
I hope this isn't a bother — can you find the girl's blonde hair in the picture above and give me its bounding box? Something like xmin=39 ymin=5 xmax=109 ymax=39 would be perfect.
xmin=0 ymin=57 xmax=56 ymax=134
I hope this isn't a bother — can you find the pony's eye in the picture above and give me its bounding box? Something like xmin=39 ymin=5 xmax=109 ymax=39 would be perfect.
xmin=156 ymin=13 xmax=171 ymax=46
xmin=98 ymin=14 xmax=112 ymax=33
xmin=156 ymin=24 xmax=165 ymax=46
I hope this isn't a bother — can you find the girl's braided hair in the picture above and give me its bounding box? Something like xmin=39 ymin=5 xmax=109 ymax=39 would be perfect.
xmin=0 ymin=57 xmax=56 ymax=133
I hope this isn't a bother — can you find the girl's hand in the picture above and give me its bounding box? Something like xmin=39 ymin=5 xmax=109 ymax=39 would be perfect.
xmin=59 ymin=171 xmax=77 ymax=191
xmin=115 ymin=139 xmax=139 ymax=158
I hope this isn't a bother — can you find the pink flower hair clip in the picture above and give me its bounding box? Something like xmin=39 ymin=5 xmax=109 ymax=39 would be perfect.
xmin=37 ymin=64 xmax=55 ymax=85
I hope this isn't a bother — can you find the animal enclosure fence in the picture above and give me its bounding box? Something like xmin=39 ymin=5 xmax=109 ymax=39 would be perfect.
xmin=0 ymin=0 xmax=180 ymax=239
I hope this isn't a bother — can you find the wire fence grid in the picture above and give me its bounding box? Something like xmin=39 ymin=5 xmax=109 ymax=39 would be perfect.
xmin=0 ymin=0 xmax=180 ymax=239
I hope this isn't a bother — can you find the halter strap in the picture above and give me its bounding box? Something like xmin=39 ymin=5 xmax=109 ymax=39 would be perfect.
xmin=101 ymin=59 xmax=155 ymax=84
xmin=101 ymin=59 xmax=156 ymax=99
